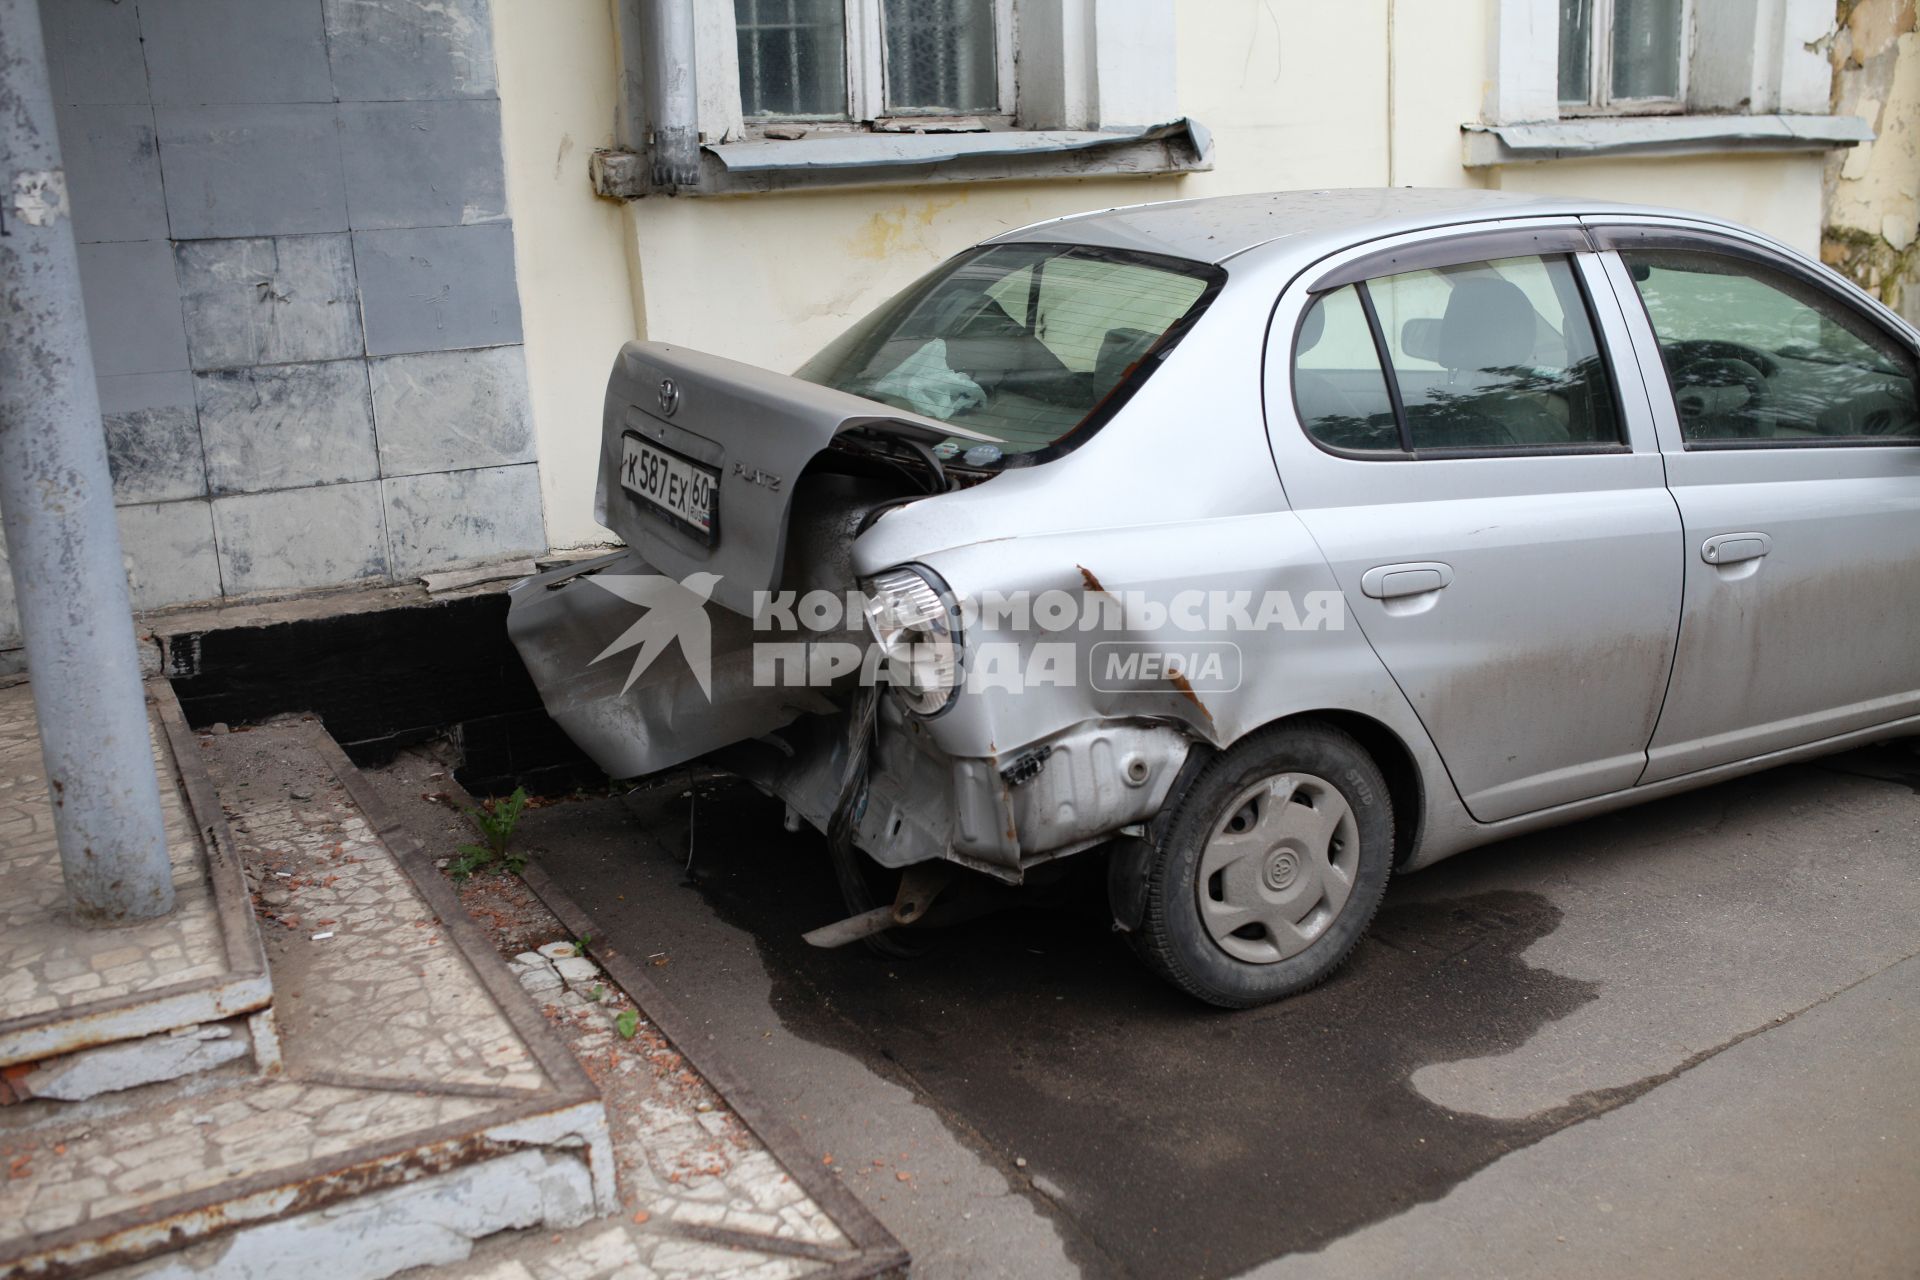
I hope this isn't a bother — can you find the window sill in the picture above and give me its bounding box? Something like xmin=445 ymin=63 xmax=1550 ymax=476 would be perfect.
xmin=590 ymin=119 xmax=1212 ymax=199
xmin=1461 ymin=114 xmax=1873 ymax=166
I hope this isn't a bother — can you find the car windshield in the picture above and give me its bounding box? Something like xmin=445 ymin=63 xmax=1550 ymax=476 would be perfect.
xmin=796 ymin=243 xmax=1221 ymax=462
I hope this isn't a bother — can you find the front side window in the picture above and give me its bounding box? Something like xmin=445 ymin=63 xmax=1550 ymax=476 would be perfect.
xmin=735 ymin=0 xmax=1004 ymax=121
xmin=1293 ymin=254 xmax=1622 ymax=455
xmin=798 ymin=244 xmax=1220 ymax=461
xmin=1558 ymin=0 xmax=1687 ymax=112
xmin=1622 ymin=247 xmax=1920 ymax=445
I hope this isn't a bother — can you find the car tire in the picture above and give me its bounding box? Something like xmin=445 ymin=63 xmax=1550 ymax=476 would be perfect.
xmin=1131 ymin=721 xmax=1393 ymax=1009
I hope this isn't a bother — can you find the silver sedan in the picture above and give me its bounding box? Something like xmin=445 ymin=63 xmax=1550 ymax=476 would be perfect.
xmin=511 ymin=189 xmax=1920 ymax=1007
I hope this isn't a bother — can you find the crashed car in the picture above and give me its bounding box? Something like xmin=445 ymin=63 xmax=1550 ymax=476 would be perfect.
xmin=510 ymin=188 xmax=1920 ymax=1008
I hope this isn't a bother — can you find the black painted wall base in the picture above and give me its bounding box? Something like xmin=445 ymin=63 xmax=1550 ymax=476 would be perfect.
xmin=161 ymin=593 xmax=602 ymax=798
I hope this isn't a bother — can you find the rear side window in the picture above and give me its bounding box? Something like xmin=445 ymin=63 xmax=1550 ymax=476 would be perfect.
xmin=1293 ymin=253 xmax=1623 ymax=456
xmin=1621 ymin=247 xmax=1920 ymax=445
xmin=1292 ymin=285 xmax=1399 ymax=452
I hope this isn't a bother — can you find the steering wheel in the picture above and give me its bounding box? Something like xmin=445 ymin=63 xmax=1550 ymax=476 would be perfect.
xmin=1669 ymin=352 xmax=1769 ymax=439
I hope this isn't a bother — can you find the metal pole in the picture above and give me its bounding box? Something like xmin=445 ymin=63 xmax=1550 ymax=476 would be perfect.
xmin=0 ymin=0 xmax=174 ymax=923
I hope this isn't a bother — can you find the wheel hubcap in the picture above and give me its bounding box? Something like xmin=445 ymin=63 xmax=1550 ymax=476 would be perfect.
xmin=1195 ymin=772 xmax=1359 ymax=964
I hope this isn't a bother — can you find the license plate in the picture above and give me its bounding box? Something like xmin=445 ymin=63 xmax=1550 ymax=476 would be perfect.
xmin=621 ymin=435 xmax=719 ymax=543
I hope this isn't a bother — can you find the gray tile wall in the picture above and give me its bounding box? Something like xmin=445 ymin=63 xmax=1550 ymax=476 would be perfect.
xmin=11 ymin=0 xmax=545 ymax=645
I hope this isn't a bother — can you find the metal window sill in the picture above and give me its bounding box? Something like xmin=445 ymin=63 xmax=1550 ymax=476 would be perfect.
xmin=591 ymin=119 xmax=1213 ymax=199
xmin=1461 ymin=114 xmax=1874 ymax=166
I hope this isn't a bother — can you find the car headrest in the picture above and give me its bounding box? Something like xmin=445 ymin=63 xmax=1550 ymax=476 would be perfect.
xmin=1438 ymin=277 xmax=1537 ymax=370
xmin=1401 ymin=317 xmax=1443 ymax=363
xmin=1096 ymin=327 xmax=1157 ymax=386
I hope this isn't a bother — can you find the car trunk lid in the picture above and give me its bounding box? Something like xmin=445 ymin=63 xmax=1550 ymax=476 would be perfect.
xmin=596 ymin=341 xmax=994 ymax=617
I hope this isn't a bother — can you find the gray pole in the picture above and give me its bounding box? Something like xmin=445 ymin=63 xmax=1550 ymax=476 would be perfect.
xmin=0 ymin=0 xmax=174 ymax=922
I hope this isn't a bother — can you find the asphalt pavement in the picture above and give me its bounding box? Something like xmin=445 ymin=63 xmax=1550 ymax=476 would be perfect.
xmin=520 ymin=738 xmax=1920 ymax=1280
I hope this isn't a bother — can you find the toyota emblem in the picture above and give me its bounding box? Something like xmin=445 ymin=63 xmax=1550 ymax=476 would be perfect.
xmin=657 ymin=377 xmax=680 ymax=417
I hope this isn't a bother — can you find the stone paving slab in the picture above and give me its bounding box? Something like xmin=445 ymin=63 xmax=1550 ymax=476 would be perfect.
xmin=0 ymin=680 xmax=269 ymax=1068
xmin=338 ymin=746 xmax=907 ymax=1280
xmin=231 ymin=793 xmax=548 ymax=1094
xmin=0 ymin=696 xmax=613 ymax=1279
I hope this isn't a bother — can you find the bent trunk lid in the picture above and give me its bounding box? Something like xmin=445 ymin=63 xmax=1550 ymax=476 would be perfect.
xmin=597 ymin=341 xmax=989 ymax=617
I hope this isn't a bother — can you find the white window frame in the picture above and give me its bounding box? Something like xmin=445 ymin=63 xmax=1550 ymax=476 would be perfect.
xmin=1471 ymin=0 xmax=1859 ymax=165
xmin=727 ymin=0 xmax=1019 ymax=128
xmin=1558 ymin=0 xmax=1692 ymax=117
xmin=695 ymin=0 xmax=1179 ymax=145
xmin=838 ymin=0 xmax=1018 ymax=123
xmin=1486 ymin=0 xmax=1834 ymax=125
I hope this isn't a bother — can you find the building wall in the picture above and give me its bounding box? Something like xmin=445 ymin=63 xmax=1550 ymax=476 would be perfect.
xmin=1823 ymin=0 xmax=1920 ymax=325
xmin=498 ymin=0 xmax=1855 ymax=553
xmin=15 ymin=0 xmax=545 ymax=639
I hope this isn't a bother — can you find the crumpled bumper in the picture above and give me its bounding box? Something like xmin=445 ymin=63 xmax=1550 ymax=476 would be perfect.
xmin=508 ymin=550 xmax=1195 ymax=881
xmin=505 ymin=549 xmax=833 ymax=781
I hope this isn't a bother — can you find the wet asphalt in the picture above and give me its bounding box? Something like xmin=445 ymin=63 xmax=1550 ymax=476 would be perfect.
xmin=508 ymin=754 xmax=1920 ymax=1280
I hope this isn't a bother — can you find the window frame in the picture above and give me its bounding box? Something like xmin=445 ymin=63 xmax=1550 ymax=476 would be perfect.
xmin=1595 ymin=228 xmax=1920 ymax=453
xmin=1472 ymin=0 xmax=1857 ymax=167
xmin=1558 ymin=0 xmax=1693 ymax=118
xmin=1289 ymin=244 xmax=1635 ymax=463
xmin=738 ymin=0 xmax=1019 ymax=128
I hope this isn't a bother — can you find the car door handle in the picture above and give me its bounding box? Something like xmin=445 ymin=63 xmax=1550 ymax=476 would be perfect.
xmin=1701 ymin=532 xmax=1772 ymax=566
xmin=1361 ymin=561 xmax=1454 ymax=599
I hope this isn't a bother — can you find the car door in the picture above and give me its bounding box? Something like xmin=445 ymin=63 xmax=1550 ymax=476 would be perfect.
xmin=1590 ymin=222 xmax=1920 ymax=782
xmin=1267 ymin=224 xmax=1683 ymax=824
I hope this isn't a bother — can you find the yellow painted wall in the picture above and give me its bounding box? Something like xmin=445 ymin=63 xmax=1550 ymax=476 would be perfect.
xmin=493 ymin=0 xmax=639 ymax=546
xmin=497 ymin=0 xmax=1846 ymax=548
xmin=1492 ymin=154 xmax=1832 ymax=256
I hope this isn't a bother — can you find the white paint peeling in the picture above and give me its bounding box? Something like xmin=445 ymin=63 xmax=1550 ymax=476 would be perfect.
xmin=11 ymin=169 xmax=69 ymax=226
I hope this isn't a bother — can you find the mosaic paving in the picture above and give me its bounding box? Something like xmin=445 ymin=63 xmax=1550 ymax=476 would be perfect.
xmin=441 ymin=943 xmax=852 ymax=1280
xmin=3 ymin=698 xmax=883 ymax=1278
xmin=0 ymin=700 xmax=609 ymax=1276
xmin=0 ymin=682 xmax=238 ymax=1035
xmin=233 ymin=791 xmax=548 ymax=1093
xmin=1 ymin=1076 xmax=499 ymax=1239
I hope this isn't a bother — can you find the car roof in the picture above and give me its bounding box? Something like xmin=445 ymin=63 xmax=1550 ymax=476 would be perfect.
xmin=983 ymin=187 xmax=1703 ymax=266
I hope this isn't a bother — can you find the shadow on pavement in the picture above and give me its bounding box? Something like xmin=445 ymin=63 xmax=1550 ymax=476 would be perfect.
xmin=532 ymin=778 xmax=1605 ymax=1279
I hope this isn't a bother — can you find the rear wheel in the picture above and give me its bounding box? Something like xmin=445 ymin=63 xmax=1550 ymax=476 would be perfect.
xmin=1132 ymin=721 xmax=1393 ymax=1008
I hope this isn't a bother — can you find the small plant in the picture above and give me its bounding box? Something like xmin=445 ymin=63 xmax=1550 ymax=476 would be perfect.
xmin=615 ymin=1009 xmax=639 ymax=1040
xmin=588 ymin=984 xmax=606 ymax=1004
xmin=450 ymin=787 xmax=530 ymax=880
xmin=574 ymin=933 xmax=593 ymax=956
